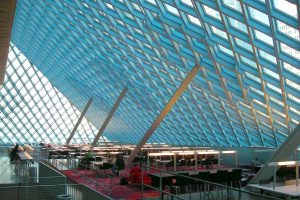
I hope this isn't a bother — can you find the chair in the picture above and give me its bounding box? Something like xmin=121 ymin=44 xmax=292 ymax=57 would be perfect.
xmin=196 ymin=171 xmax=211 ymax=199
xmin=188 ymin=172 xmax=199 ymax=192
xmin=229 ymin=168 xmax=242 ymax=188
xmin=138 ymin=172 xmax=152 ymax=185
xmin=285 ymin=166 xmax=296 ymax=179
xmin=188 ymin=171 xmax=209 ymax=193
xmin=130 ymin=172 xmax=141 ymax=184
xmin=186 ymin=159 xmax=194 ymax=170
xmin=129 ymin=172 xmax=152 ymax=185
xmin=171 ymin=172 xmax=190 ymax=198
xmin=166 ymin=160 xmax=174 ymax=171
xmin=129 ymin=165 xmax=141 ymax=184
xmin=211 ymin=158 xmax=218 ymax=168
xmin=190 ymin=159 xmax=195 ymax=166
xmin=179 ymin=159 xmax=187 ymax=171
xmin=215 ymin=170 xmax=229 ymax=198
xmin=216 ymin=170 xmax=228 ymax=184
xmin=102 ymin=162 xmax=112 ymax=173
xmin=202 ymin=159 xmax=210 ymax=169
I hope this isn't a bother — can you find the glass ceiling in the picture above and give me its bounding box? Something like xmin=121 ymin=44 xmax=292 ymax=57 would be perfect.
xmin=0 ymin=44 xmax=108 ymax=144
xmin=4 ymin=0 xmax=300 ymax=146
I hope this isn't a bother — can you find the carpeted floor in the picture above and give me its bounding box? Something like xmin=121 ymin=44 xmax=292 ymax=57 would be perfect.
xmin=63 ymin=165 xmax=225 ymax=199
xmin=63 ymin=169 xmax=161 ymax=199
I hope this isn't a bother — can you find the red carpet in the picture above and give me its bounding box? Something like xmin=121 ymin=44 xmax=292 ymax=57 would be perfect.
xmin=63 ymin=169 xmax=160 ymax=199
xmin=63 ymin=165 xmax=225 ymax=199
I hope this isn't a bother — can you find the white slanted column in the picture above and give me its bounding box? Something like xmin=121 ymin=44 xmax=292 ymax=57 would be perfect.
xmin=249 ymin=123 xmax=300 ymax=184
xmin=90 ymin=87 xmax=128 ymax=148
xmin=126 ymin=66 xmax=200 ymax=166
xmin=66 ymin=98 xmax=93 ymax=144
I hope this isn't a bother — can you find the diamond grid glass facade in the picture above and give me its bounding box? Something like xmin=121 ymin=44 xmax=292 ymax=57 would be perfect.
xmin=2 ymin=0 xmax=299 ymax=146
xmin=0 ymin=44 xmax=103 ymax=144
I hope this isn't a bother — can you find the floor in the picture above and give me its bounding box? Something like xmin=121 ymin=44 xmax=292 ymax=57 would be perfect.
xmin=62 ymin=167 xmax=276 ymax=200
xmin=63 ymin=168 xmax=279 ymax=200
xmin=0 ymin=149 xmax=283 ymax=200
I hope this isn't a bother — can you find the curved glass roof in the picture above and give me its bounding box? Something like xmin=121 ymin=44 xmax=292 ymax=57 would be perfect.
xmin=4 ymin=0 xmax=300 ymax=146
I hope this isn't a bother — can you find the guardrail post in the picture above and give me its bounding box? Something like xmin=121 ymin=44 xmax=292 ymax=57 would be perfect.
xmin=26 ymin=176 xmax=28 ymax=200
xmin=204 ymin=182 xmax=206 ymax=200
xmin=159 ymin=171 xmax=162 ymax=200
xmin=141 ymin=166 xmax=144 ymax=199
xmin=273 ymin=166 xmax=276 ymax=189
xmin=110 ymin=175 xmax=112 ymax=195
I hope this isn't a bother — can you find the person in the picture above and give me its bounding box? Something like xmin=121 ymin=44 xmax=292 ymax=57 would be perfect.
xmin=251 ymin=157 xmax=261 ymax=173
xmin=252 ymin=157 xmax=260 ymax=167
xmin=9 ymin=144 xmax=20 ymax=161
xmin=112 ymin=154 xmax=125 ymax=176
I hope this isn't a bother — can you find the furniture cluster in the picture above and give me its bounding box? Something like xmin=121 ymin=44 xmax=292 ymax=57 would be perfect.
xmin=249 ymin=161 xmax=300 ymax=199
xmin=9 ymin=143 xmax=34 ymax=162
xmin=148 ymin=150 xmax=237 ymax=171
xmin=148 ymin=168 xmax=242 ymax=197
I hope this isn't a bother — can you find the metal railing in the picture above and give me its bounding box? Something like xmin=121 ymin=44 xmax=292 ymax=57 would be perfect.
xmin=0 ymin=175 xmax=66 ymax=185
xmin=0 ymin=183 xmax=91 ymax=200
xmin=0 ymin=160 xmax=38 ymax=184
xmin=46 ymin=149 xmax=283 ymax=200
xmin=48 ymin=150 xmax=113 ymax=196
xmin=139 ymin=165 xmax=281 ymax=200
xmin=1 ymin=146 xmax=114 ymax=199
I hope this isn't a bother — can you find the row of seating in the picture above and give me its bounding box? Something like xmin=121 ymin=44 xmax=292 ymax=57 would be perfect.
xmin=164 ymin=159 xmax=219 ymax=170
xmin=259 ymin=166 xmax=299 ymax=185
xmin=166 ymin=169 xmax=242 ymax=196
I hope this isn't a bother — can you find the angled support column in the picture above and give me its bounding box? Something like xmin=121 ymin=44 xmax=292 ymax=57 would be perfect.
xmin=126 ymin=66 xmax=200 ymax=165
xmin=0 ymin=0 xmax=16 ymax=84
xmin=66 ymin=98 xmax=93 ymax=144
xmin=91 ymin=87 xmax=128 ymax=147
xmin=249 ymin=123 xmax=300 ymax=184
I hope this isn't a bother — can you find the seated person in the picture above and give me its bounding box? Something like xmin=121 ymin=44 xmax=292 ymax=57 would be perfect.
xmin=9 ymin=144 xmax=20 ymax=161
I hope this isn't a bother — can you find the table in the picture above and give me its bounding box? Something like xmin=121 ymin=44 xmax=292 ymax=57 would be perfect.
xmin=108 ymin=152 xmax=122 ymax=155
xmin=148 ymin=172 xmax=175 ymax=199
xmin=95 ymin=155 xmax=106 ymax=161
xmin=18 ymin=152 xmax=33 ymax=161
xmin=149 ymin=168 xmax=237 ymax=199
xmin=155 ymin=159 xmax=171 ymax=170
xmin=90 ymin=161 xmax=104 ymax=169
xmin=95 ymin=152 xmax=107 ymax=155
xmin=248 ymin=181 xmax=300 ymax=200
xmin=76 ymin=155 xmax=85 ymax=159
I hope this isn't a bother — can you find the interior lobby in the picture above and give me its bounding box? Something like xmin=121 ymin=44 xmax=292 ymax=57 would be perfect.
xmin=0 ymin=0 xmax=299 ymax=199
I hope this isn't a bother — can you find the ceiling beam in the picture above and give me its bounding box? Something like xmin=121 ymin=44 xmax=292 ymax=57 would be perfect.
xmin=66 ymin=98 xmax=93 ymax=144
xmin=90 ymin=87 xmax=128 ymax=148
xmin=126 ymin=66 xmax=200 ymax=165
